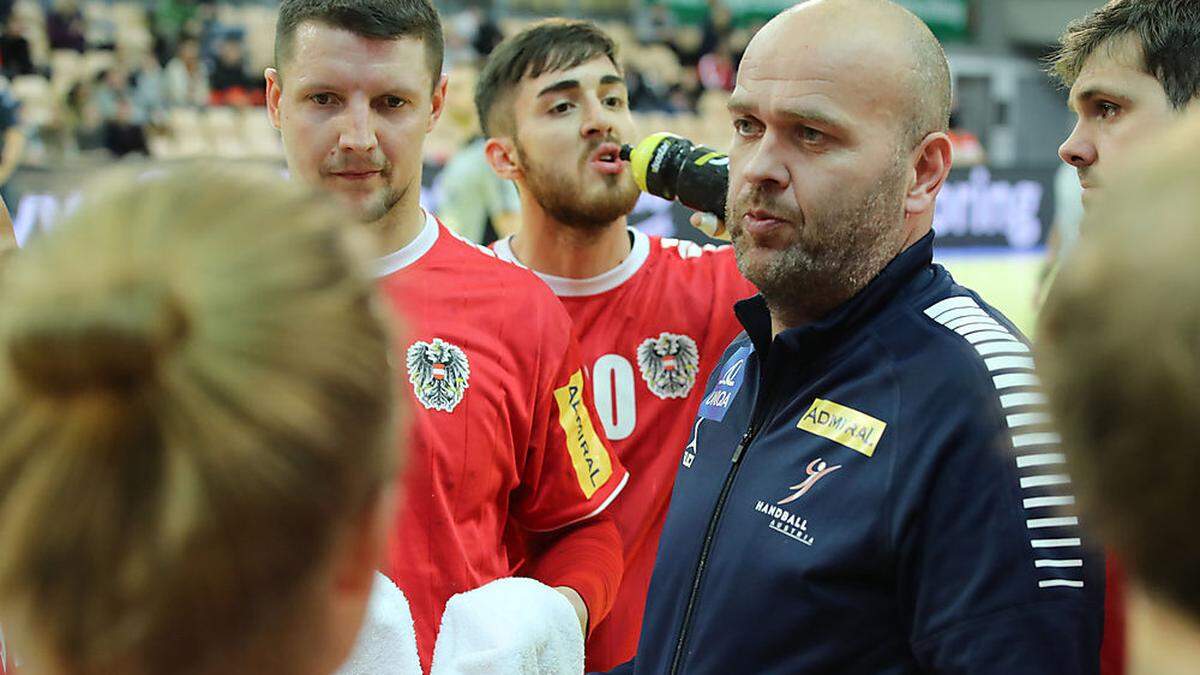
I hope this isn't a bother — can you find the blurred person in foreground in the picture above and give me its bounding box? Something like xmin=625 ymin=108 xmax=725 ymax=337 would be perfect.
xmin=0 ymin=164 xmax=400 ymax=675
xmin=265 ymin=0 xmax=628 ymax=670
xmin=1039 ymin=112 xmax=1200 ymax=675
xmin=1046 ymin=2 xmax=1200 ymax=670
xmin=477 ymin=18 xmax=755 ymax=670
xmin=612 ymin=1 xmax=1103 ymax=672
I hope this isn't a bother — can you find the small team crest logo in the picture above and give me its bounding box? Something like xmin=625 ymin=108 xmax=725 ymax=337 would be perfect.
xmin=637 ymin=332 xmax=700 ymax=399
xmin=778 ymin=458 xmax=842 ymax=505
xmin=406 ymin=338 xmax=470 ymax=412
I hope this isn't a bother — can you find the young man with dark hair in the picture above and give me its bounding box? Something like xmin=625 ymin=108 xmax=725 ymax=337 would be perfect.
xmin=265 ymin=1 xmax=628 ymax=670
xmin=1053 ymin=0 xmax=1200 ymax=208
xmin=1049 ymin=4 xmax=1200 ymax=671
xmin=476 ymin=19 xmax=755 ymax=671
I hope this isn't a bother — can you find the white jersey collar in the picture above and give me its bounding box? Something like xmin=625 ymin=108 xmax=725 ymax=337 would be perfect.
xmin=374 ymin=210 xmax=439 ymax=278
xmin=493 ymin=227 xmax=650 ymax=297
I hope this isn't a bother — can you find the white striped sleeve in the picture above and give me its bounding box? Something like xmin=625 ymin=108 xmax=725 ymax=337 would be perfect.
xmin=925 ymin=295 xmax=1087 ymax=590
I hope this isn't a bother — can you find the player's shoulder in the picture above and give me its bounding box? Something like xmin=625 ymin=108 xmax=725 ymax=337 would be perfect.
xmin=651 ymin=234 xmax=736 ymax=264
xmin=645 ymin=234 xmax=750 ymax=304
xmin=884 ymin=275 xmax=1035 ymax=416
xmin=439 ymin=222 xmax=573 ymax=313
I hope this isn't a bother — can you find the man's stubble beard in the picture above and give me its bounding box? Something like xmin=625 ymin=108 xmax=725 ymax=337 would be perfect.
xmin=356 ymin=182 xmax=406 ymax=224
xmin=730 ymin=156 xmax=910 ymax=326
xmin=516 ymin=137 xmax=641 ymax=232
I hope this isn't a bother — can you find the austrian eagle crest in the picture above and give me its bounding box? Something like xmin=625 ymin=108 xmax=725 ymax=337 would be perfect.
xmin=637 ymin=332 xmax=699 ymax=399
xmin=406 ymin=338 xmax=471 ymax=412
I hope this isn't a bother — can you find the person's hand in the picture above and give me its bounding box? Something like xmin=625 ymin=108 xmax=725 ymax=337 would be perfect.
xmin=690 ymin=212 xmax=730 ymax=241
xmin=554 ymin=586 xmax=588 ymax=637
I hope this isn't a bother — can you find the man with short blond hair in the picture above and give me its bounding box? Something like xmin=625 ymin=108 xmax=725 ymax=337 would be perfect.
xmin=1040 ymin=113 xmax=1200 ymax=675
xmin=1048 ymin=4 xmax=1200 ymax=670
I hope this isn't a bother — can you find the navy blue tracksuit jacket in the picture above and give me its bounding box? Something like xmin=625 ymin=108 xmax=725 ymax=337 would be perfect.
xmin=608 ymin=233 xmax=1104 ymax=674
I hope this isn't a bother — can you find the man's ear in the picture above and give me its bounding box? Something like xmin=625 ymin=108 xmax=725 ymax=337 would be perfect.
xmin=427 ymin=74 xmax=448 ymax=133
xmin=905 ymin=131 xmax=953 ymax=218
xmin=484 ymin=136 xmax=523 ymax=182
xmin=265 ymin=67 xmax=283 ymax=131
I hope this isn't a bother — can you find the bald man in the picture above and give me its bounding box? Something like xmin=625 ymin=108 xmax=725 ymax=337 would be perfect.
xmin=606 ymin=2 xmax=1104 ymax=674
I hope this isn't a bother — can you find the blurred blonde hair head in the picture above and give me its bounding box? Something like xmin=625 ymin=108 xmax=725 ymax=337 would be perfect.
xmin=0 ymin=163 xmax=398 ymax=675
xmin=1039 ymin=111 xmax=1200 ymax=673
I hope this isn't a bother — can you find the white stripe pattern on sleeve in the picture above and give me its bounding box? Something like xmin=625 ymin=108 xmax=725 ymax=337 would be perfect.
xmin=924 ymin=295 xmax=1087 ymax=591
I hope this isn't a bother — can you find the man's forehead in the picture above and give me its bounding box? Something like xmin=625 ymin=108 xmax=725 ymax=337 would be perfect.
xmin=288 ymin=21 xmax=426 ymax=72
xmin=286 ymin=23 xmax=427 ymax=90
xmin=523 ymin=56 xmax=621 ymax=91
xmin=734 ymin=52 xmax=898 ymax=124
xmin=1068 ymin=43 xmax=1165 ymax=108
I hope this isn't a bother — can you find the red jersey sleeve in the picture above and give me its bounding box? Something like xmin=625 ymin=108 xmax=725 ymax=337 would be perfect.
xmin=511 ymin=319 xmax=629 ymax=533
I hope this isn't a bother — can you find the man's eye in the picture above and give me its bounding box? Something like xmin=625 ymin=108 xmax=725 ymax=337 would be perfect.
xmin=800 ymin=127 xmax=825 ymax=143
xmin=551 ymin=102 xmax=574 ymax=114
xmin=604 ymin=96 xmax=626 ymax=108
xmin=310 ymin=93 xmax=336 ymax=105
xmin=733 ymin=118 xmax=761 ymax=137
xmin=1097 ymin=102 xmax=1120 ymax=119
xmin=383 ymin=96 xmax=405 ymax=109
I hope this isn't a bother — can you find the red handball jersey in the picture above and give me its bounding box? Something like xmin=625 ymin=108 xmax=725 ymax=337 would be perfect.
xmin=379 ymin=213 xmax=628 ymax=671
xmin=494 ymin=228 xmax=755 ymax=670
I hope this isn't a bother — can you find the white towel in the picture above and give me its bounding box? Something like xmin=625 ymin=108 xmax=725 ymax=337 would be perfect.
xmin=336 ymin=572 xmax=423 ymax=675
xmin=429 ymin=577 xmax=584 ymax=675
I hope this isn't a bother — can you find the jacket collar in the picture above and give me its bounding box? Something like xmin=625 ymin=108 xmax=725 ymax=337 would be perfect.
xmin=735 ymin=231 xmax=935 ymax=359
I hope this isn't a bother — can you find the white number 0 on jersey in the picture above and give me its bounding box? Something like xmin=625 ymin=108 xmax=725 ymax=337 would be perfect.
xmin=592 ymin=354 xmax=637 ymax=441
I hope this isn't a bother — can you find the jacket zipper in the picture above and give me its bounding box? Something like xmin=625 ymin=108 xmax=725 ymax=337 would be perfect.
xmin=668 ymin=422 xmax=760 ymax=675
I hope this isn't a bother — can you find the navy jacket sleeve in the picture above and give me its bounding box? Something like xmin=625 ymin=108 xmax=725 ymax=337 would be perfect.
xmin=892 ymin=337 xmax=1104 ymax=674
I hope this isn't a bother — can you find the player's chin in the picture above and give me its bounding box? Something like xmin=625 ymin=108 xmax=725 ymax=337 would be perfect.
xmin=331 ymin=188 xmax=389 ymax=222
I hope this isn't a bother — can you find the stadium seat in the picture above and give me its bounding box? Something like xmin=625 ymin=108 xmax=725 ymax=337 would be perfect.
xmin=167 ymin=108 xmax=210 ymax=157
xmin=240 ymin=107 xmax=283 ymax=159
xmin=82 ymin=50 xmax=115 ymax=80
xmin=50 ymin=49 xmax=84 ymax=95
xmin=204 ymin=107 xmax=247 ymax=158
xmin=10 ymin=75 xmax=54 ymax=128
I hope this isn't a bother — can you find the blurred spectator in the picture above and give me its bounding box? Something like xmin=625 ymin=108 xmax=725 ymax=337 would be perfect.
xmin=64 ymin=81 xmax=106 ymax=153
xmin=0 ymin=16 xmax=33 ymax=78
xmin=1036 ymin=160 xmax=1085 ymax=307
xmin=626 ymin=63 xmax=671 ymax=113
xmin=0 ymin=83 xmax=22 ymax=205
xmin=667 ymin=68 xmax=703 ymax=113
xmin=152 ymin=0 xmax=214 ymax=64
xmin=46 ymin=0 xmax=87 ymax=53
xmin=209 ymin=34 xmax=262 ymax=106
xmin=635 ymin=3 xmax=676 ymax=45
xmin=697 ymin=0 xmax=732 ymax=61
xmin=164 ymin=36 xmax=210 ymax=107
xmin=697 ymin=39 xmax=735 ymax=91
xmin=133 ymin=52 xmax=169 ymax=126
xmin=102 ymin=95 xmax=148 ymax=157
xmin=93 ymin=68 xmax=142 ymax=123
xmin=471 ymin=8 xmax=503 ymax=58
xmin=947 ymin=111 xmax=986 ymax=166
xmin=436 ymin=136 xmax=520 ymax=244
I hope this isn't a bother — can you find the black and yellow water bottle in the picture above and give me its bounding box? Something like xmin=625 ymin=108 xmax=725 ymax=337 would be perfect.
xmin=620 ymin=132 xmax=730 ymax=219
